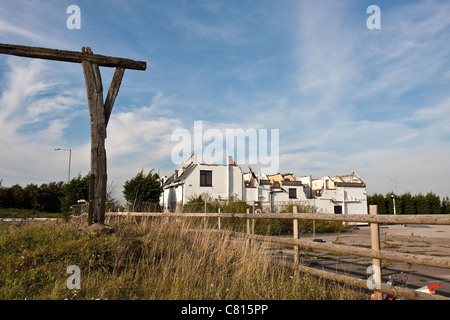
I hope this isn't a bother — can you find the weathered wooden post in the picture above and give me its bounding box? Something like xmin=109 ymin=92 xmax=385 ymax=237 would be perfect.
xmin=293 ymin=206 xmax=300 ymax=265
xmin=246 ymin=208 xmax=252 ymax=248
xmin=246 ymin=208 xmax=251 ymax=234
xmin=369 ymin=205 xmax=383 ymax=300
xmin=218 ymin=208 xmax=222 ymax=230
xmin=0 ymin=43 xmax=146 ymax=227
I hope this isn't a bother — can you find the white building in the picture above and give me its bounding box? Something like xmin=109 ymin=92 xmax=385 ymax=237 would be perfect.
xmin=242 ymin=171 xmax=309 ymax=210
xmin=160 ymin=154 xmax=243 ymax=212
xmin=311 ymin=172 xmax=368 ymax=215
xmin=160 ymin=154 xmax=367 ymax=215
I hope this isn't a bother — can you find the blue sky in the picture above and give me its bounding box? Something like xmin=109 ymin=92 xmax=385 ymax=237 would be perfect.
xmin=0 ymin=0 xmax=449 ymax=200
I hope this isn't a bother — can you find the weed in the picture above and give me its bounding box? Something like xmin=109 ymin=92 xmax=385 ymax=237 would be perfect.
xmin=0 ymin=219 xmax=364 ymax=300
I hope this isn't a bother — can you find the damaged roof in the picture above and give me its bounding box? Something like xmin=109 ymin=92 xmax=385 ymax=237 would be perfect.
xmin=162 ymin=162 xmax=196 ymax=187
xmin=332 ymin=172 xmax=366 ymax=187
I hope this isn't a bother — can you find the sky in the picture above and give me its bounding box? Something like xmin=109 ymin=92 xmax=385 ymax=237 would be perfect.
xmin=0 ymin=0 xmax=449 ymax=201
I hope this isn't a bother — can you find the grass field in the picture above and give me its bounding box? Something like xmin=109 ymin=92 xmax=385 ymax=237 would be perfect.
xmin=0 ymin=217 xmax=366 ymax=300
xmin=0 ymin=208 xmax=63 ymax=219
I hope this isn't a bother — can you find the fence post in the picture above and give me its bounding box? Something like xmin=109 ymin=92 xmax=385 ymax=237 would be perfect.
xmin=293 ymin=206 xmax=300 ymax=265
xmin=252 ymin=201 xmax=255 ymax=235
xmin=369 ymin=205 xmax=383 ymax=300
xmin=218 ymin=208 xmax=221 ymax=230
xmin=246 ymin=208 xmax=251 ymax=234
xmin=203 ymin=200 xmax=207 ymax=228
xmin=246 ymin=208 xmax=252 ymax=248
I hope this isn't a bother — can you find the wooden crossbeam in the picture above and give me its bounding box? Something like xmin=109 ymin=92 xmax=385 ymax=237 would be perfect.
xmin=0 ymin=43 xmax=146 ymax=70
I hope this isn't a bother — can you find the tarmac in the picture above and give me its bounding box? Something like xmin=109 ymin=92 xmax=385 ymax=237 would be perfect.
xmin=269 ymin=224 xmax=450 ymax=298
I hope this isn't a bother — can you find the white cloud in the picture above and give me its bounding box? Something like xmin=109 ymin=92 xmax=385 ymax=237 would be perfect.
xmin=0 ymin=58 xmax=85 ymax=185
xmin=275 ymin=0 xmax=450 ymax=197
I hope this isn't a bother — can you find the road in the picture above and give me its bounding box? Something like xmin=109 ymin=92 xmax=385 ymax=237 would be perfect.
xmin=268 ymin=224 xmax=450 ymax=298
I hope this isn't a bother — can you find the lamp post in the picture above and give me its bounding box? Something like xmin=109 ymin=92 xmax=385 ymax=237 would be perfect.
xmin=389 ymin=179 xmax=398 ymax=215
xmin=55 ymin=148 xmax=71 ymax=183
xmin=391 ymin=194 xmax=397 ymax=216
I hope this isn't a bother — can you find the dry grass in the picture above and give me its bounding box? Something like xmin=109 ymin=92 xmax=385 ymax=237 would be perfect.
xmin=0 ymin=217 xmax=365 ymax=300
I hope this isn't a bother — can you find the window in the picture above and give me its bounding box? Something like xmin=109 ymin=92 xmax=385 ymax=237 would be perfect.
xmin=289 ymin=188 xmax=297 ymax=199
xmin=334 ymin=205 xmax=342 ymax=214
xmin=200 ymin=170 xmax=212 ymax=186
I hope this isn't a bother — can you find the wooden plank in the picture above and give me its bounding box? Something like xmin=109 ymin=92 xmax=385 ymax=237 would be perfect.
xmin=82 ymin=60 xmax=108 ymax=225
xmin=189 ymin=228 xmax=450 ymax=300
xmin=0 ymin=43 xmax=146 ymax=70
xmin=251 ymin=233 xmax=450 ymax=269
xmin=111 ymin=212 xmax=450 ymax=225
xmin=293 ymin=206 xmax=300 ymax=265
xmin=104 ymin=67 xmax=125 ymax=126
xmin=106 ymin=212 xmax=450 ymax=269
xmin=278 ymin=260 xmax=450 ymax=301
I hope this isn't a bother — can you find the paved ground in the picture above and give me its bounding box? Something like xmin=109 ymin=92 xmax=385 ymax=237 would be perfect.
xmin=267 ymin=224 xmax=450 ymax=298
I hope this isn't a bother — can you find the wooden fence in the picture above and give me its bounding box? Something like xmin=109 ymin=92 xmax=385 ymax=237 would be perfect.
xmin=105 ymin=205 xmax=450 ymax=300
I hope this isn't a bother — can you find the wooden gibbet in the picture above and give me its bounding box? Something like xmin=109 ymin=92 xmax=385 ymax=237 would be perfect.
xmin=0 ymin=43 xmax=147 ymax=225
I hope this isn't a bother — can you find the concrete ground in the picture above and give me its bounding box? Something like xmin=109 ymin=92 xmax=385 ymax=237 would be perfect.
xmin=269 ymin=224 xmax=450 ymax=298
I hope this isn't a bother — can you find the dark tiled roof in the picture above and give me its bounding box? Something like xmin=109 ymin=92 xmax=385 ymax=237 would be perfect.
xmin=334 ymin=182 xmax=366 ymax=188
xmin=162 ymin=162 xmax=196 ymax=187
xmin=282 ymin=180 xmax=303 ymax=186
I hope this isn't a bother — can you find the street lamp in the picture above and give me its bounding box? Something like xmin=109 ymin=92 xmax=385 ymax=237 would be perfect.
xmin=389 ymin=179 xmax=398 ymax=216
xmin=391 ymin=194 xmax=397 ymax=216
xmin=54 ymin=148 xmax=72 ymax=183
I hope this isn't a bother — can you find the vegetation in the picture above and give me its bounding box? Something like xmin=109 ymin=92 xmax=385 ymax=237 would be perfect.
xmin=123 ymin=169 xmax=162 ymax=212
xmin=367 ymin=192 xmax=450 ymax=215
xmin=2 ymin=172 xmax=449 ymax=219
xmin=0 ymin=208 xmax=61 ymax=219
xmin=0 ymin=180 xmax=64 ymax=214
xmin=0 ymin=218 xmax=365 ymax=300
xmin=60 ymin=174 xmax=90 ymax=216
xmin=182 ymin=193 xmax=345 ymax=235
xmin=0 ymin=173 xmax=120 ymax=217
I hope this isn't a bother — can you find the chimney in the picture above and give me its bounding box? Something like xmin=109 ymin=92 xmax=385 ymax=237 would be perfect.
xmin=175 ymin=170 xmax=178 ymax=180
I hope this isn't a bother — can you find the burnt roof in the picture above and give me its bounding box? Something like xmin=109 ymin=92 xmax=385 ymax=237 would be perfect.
xmin=162 ymin=162 xmax=196 ymax=187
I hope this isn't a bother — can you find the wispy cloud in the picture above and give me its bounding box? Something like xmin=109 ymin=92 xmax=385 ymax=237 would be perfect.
xmin=274 ymin=0 xmax=450 ymax=196
xmin=0 ymin=58 xmax=85 ymax=184
xmin=0 ymin=1 xmax=448 ymax=199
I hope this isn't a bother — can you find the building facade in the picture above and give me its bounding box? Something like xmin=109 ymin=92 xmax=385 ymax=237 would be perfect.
xmin=160 ymin=154 xmax=367 ymax=215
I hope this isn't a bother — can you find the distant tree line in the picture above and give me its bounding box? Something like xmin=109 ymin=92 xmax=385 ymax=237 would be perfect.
xmin=367 ymin=192 xmax=450 ymax=215
xmin=2 ymin=172 xmax=448 ymax=217
xmin=0 ymin=175 xmax=90 ymax=215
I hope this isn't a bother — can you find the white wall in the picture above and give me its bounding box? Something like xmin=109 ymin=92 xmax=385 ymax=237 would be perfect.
xmin=316 ymin=186 xmax=367 ymax=214
xmin=185 ymin=164 xmax=234 ymax=202
xmin=228 ymin=165 xmax=244 ymax=199
xmin=244 ymin=183 xmax=308 ymax=208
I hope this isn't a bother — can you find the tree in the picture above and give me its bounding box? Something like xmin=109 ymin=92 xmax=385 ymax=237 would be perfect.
xmin=61 ymin=173 xmax=90 ymax=216
xmin=23 ymin=183 xmax=40 ymax=212
xmin=400 ymin=192 xmax=415 ymax=215
xmin=442 ymin=196 xmax=450 ymax=215
xmin=38 ymin=182 xmax=64 ymax=213
xmin=368 ymin=193 xmax=389 ymax=215
xmin=123 ymin=169 xmax=162 ymax=211
xmin=0 ymin=180 xmax=15 ymax=208
xmin=426 ymin=192 xmax=441 ymax=215
xmin=414 ymin=193 xmax=430 ymax=215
